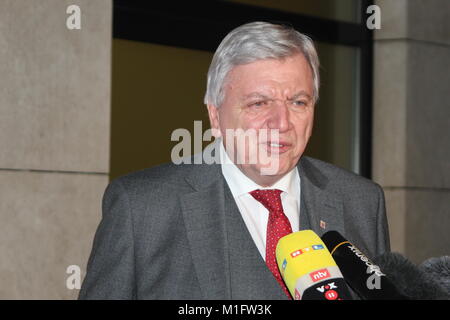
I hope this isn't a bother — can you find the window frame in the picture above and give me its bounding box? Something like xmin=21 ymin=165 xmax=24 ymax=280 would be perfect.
xmin=112 ymin=0 xmax=374 ymax=178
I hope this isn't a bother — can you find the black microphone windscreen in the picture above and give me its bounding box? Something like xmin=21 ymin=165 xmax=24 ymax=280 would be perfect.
xmin=419 ymin=256 xmax=450 ymax=295
xmin=373 ymin=252 xmax=449 ymax=300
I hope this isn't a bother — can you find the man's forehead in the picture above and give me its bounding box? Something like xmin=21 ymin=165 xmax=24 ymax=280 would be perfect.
xmin=221 ymin=54 xmax=314 ymax=102
xmin=242 ymin=90 xmax=313 ymax=100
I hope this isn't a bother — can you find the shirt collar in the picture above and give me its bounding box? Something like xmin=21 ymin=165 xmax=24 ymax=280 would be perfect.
xmin=219 ymin=139 xmax=299 ymax=197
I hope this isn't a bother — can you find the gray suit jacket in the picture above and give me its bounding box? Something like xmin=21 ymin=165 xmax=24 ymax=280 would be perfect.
xmin=79 ymin=156 xmax=390 ymax=299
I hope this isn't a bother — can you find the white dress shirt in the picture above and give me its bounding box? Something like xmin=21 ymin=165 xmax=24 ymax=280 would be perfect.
xmin=219 ymin=140 xmax=301 ymax=261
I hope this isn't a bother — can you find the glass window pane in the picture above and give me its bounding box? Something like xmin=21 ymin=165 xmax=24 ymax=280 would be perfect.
xmin=111 ymin=40 xmax=360 ymax=179
xmin=110 ymin=39 xmax=213 ymax=179
xmin=227 ymin=0 xmax=360 ymax=23
xmin=305 ymin=42 xmax=359 ymax=173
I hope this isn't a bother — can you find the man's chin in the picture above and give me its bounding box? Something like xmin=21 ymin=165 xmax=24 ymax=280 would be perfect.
xmin=257 ymin=160 xmax=296 ymax=177
xmin=239 ymin=163 xmax=293 ymax=185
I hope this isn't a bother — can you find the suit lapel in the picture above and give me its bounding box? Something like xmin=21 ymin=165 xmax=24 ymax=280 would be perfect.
xmin=180 ymin=155 xmax=345 ymax=299
xmin=298 ymin=157 xmax=345 ymax=237
xmin=180 ymin=163 xmax=231 ymax=299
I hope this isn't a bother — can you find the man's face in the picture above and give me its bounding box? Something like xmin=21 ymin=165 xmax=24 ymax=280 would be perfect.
xmin=207 ymin=53 xmax=315 ymax=186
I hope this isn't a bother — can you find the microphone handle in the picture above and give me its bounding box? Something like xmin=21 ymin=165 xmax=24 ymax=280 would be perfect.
xmin=331 ymin=243 xmax=408 ymax=299
xmin=321 ymin=231 xmax=409 ymax=300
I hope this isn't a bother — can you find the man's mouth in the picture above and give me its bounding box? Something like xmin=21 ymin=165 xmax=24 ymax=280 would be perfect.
xmin=269 ymin=142 xmax=283 ymax=147
xmin=264 ymin=141 xmax=291 ymax=154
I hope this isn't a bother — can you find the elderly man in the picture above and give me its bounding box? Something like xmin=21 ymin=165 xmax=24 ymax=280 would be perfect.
xmin=79 ymin=22 xmax=390 ymax=300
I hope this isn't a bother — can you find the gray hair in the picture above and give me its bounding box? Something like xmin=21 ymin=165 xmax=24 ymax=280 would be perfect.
xmin=204 ymin=21 xmax=320 ymax=107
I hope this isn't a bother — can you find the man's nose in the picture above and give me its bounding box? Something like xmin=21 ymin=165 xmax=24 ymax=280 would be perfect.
xmin=267 ymin=101 xmax=290 ymax=132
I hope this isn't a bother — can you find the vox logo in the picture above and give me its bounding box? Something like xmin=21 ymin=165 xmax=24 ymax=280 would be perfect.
xmin=316 ymin=282 xmax=338 ymax=293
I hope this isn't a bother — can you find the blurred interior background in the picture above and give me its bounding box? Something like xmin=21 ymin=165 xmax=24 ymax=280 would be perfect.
xmin=0 ymin=0 xmax=448 ymax=299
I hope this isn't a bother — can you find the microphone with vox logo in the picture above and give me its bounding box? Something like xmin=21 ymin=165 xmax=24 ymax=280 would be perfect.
xmin=276 ymin=230 xmax=353 ymax=300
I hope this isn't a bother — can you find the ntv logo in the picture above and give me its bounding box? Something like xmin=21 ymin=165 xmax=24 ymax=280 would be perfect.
xmin=310 ymin=269 xmax=330 ymax=282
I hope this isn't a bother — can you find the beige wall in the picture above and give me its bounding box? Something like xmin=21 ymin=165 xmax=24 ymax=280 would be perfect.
xmin=373 ymin=0 xmax=450 ymax=263
xmin=0 ymin=0 xmax=111 ymax=298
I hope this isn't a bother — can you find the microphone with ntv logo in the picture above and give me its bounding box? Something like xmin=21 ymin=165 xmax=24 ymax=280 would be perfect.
xmin=276 ymin=230 xmax=449 ymax=300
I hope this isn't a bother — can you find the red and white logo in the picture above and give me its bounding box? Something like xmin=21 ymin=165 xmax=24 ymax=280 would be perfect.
xmin=325 ymin=290 xmax=339 ymax=300
xmin=290 ymin=249 xmax=303 ymax=258
xmin=316 ymin=282 xmax=340 ymax=300
xmin=310 ymin=268 xmax=331 ymax=282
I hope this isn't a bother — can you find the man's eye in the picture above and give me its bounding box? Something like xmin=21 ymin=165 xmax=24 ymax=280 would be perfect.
xmin=250 ymin=101 xmax=268 ymax=108
xmin=293 ymin=100 xmax=307 ymax=106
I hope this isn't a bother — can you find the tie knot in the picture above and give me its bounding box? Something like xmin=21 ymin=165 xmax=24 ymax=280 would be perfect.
xmin=250 ymin=189 xmax=283 ymax=213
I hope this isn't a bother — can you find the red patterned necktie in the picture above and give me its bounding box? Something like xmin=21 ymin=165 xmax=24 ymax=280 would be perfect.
xmin=250 ymin=189 xmax=293 ymax=299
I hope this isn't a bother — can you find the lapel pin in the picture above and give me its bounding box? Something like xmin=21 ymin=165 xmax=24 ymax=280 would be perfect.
xmin=320 ymin=220 xmax=327 ymax=229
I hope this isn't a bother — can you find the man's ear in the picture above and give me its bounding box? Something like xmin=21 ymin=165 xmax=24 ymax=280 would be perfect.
xmin=206 ymin=104 xmax=222 ymax=138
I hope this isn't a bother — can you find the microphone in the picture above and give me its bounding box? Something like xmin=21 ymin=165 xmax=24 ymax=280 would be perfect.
xmin=276 ymin=230 xmax=353 ymax=300
xmin=321 ymin=230 xmax=408 ymax=300
xmin=419 ymin=256 xmax=450 ymax=294
xmin=374 ymin=252 xmax=450 ymax=300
